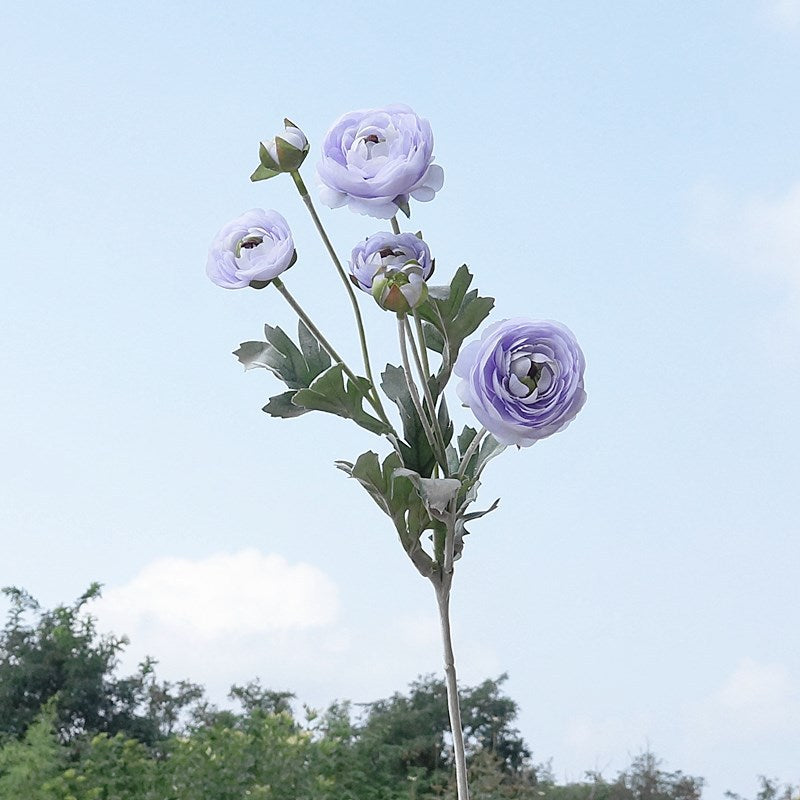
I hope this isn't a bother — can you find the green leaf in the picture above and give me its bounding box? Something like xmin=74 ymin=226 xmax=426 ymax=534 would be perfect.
xmin=417 ymin=265 xmax=494 ymax=382
xmin=436 ymin=394 xmax=454 ymax=449
xmin=297 ymin=320 xmax=331 ymax=379
xmin=250 ymin=163 xmax=279 ymax=182
xmin=262 ymin=391 xmax=309 ymax=419
xmin=236 ymin=322 xmax=335 ymax=419
xmin=339 ymin=451 xmax=435 ymax=577
xmin=394 ymin=468 xmax=462 ymax=521
xmin=380 ymin=364 xmax=435 ymax=477
xmin=293 ymin=365 xmax=392 ymax=436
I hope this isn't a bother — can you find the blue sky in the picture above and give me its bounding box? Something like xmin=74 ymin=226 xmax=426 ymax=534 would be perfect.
xmin=2 ymin=1 xmax=799 ymax=796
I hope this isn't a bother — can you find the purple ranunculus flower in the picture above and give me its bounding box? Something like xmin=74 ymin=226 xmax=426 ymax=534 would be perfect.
xmin=454 ymin=319 xmax=587 ymax=447
xmin=206 ymin=209 xmax=296 ymax=290
xmin=317 ymin=104 xmax=444 ymax=219
xmin=349 ymin=232 xmax=434 ymax=292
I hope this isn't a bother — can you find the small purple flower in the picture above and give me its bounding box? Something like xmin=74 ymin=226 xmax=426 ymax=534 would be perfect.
xmin=206 ymin=209 xmax=296 ymax=290
xmin=317 ymin=104 xmax=444 ymax=219
xmin=454 ymin=319 xmax=587 ymax=447
xmin=349 ymin=232 xmax=434 ymax=292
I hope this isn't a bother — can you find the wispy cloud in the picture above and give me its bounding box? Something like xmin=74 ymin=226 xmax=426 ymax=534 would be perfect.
xmin=685 ymin=659 xmax=799 ymax=745
xmin=763 ymin=0 xmax=800 ymax=29
xmin=692 ymin=180 xmax=800 ymax=347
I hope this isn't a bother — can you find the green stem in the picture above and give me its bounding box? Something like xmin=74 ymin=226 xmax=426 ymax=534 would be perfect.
xmin=390 ymin=215 xmax=401 ymax=235
xmin=272 ymin=278 xmax=393 ymax=430
xmin=412 ymin=308 xmax=433 ymax=385
xmin=289 ymin=170 xmax=390 ymax=426
xmin=397 ymin=315 xmax=446 ymax=470
xmin=456 ymin=427 xmax=488 ymax=478
xmin=434 ymin=579 xmax=470 ymax=800
xmin=403 ymin=316 xmax=448 ymax=468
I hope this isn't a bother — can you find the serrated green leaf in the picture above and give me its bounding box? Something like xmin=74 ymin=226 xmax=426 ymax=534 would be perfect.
xmin=457 ymin=426 xmax=478 ymax=457
xmin=297 ymin=320 xmax=331 ymax=378
xmin=263 ymin=325 xmax=308 ymax=388
xmin=262 ymin=391 xmax=309 ymax=419
xmin=436 ymin=394 xmax=454 ymax=449
xmin=341 ymin=451 xmax=435 ymax=577
xmin=380 ymin=364 xmax=436 ymax=477
xmin=233 ymin=341 xmax=284 ymax=373
xmin=293 ymin=365 xmax=392 ymax=435
xmin=416 ymin=265 xmax=494 ymax=387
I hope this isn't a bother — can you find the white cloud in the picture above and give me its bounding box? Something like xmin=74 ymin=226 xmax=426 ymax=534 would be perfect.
xmin=685 ymin=659 xmax=799 ymax=744
xmin=693 ymin=181 xmax=800 ymax=293
xmin=692 ymin=181 xmax=800 ymax=349
xmin=95 ymin=549 xmax=340 ymax=639
xmin=763 ymin=0 xmax=800 ymax=29
xmin=89 ymin=551 xmax=498 ymax=712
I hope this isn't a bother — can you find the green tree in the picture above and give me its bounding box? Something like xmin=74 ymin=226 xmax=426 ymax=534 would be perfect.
xmin=0 ymin=585 xmax=202 ymax=745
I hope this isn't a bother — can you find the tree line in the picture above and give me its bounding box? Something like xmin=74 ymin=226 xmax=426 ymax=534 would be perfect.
xmin=0 ymin=585 xmax=795 ymax=800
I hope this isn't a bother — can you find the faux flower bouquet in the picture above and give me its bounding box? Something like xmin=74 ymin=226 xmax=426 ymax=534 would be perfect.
xmin=207 ymin=104 xmax=586 ymax=799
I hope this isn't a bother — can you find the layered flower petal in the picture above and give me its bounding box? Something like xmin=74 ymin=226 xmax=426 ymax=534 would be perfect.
xmin=206 ymin=209 xmax=296 ymax=290
xmin=455 ymin=319 xmax=587 ymax=447
xmin=317 ymin=104 xmax=443 ymax=218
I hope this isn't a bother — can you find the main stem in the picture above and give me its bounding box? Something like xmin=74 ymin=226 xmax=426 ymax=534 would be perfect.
xmin=289 ymin=170 xmax=389 ymax=425
xmin=435 ymin=579 xmax=470 ymax=800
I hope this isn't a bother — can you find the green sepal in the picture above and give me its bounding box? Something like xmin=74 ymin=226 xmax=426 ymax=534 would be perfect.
xmin=259 ymin=142 xmax=280 ymax=171
xmin=293 ymin=365 xmax=392 ymax=436
xmin=274 ymin=136 xmax=306 ymax=171
xmin=250 ymin=163 xmax=279 ymax=182
xmin=394 ymin=196 xmax=411 ymax=218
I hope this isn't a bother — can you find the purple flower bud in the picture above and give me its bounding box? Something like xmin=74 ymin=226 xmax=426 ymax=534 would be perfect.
xmin=206 ymin=209 xmax=296 ymax=290
xmin=349 ymin=232 xmax=434 ymax=292
xmin=454 ymin=319 xmax=587 ymax=447
xmin=317 ymin=104 xmax=444 ymax=219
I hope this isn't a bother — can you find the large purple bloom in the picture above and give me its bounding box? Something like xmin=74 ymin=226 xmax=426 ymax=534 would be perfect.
xmin=206 ymin=209 xmax=296 ymax=289
xmin=454 ymin=319 xmax=586 ymax=447
xmin=349 ymin=232 xmax=434 ymax=292
xmin=317 ymin=104 xmax=444 ymax=219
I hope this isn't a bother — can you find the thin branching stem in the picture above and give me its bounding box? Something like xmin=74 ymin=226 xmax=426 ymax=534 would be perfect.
xmin=402 ymin=316 xmax=448 ymax=467
xmin=397 ymin=315 xmax=447 ymax=470
xmin=289 ymin=170 xmax=390 ymax=426
xmin=457 ymin=427 xmax=488 ymax=478
xmin=272 ymin=278 xmax=394 ymax=431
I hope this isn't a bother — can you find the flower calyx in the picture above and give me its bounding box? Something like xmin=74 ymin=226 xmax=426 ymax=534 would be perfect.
xmin=251 ymin=119 xmax=309 ymax=181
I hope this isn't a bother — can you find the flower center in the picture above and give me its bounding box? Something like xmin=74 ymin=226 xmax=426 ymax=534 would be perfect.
xmin=509 ymin=353 xmax=556 ymax=399
xmin=240 ymin=236 xmax=263 ymax=250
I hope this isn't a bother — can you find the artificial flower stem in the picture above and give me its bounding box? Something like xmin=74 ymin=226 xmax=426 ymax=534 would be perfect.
xmin=397 ymin=315 xmax=447 ymax=470
xmin=390 ymin=215 xmax=401 ymax=235
xmin=457 ymin=427 xmax=488 ymax=478
xmin=289 ymin=170 xmax=390 ymax=425
xmin=435 ymin=580 xmax=471 ymax=800
xmin=272 ymin=278 xmax=393 ymax=429
xmin=403 ymin=316 xmax=448 ymax=466
xmin=411 ymin=308 xmax=433 ymax=384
